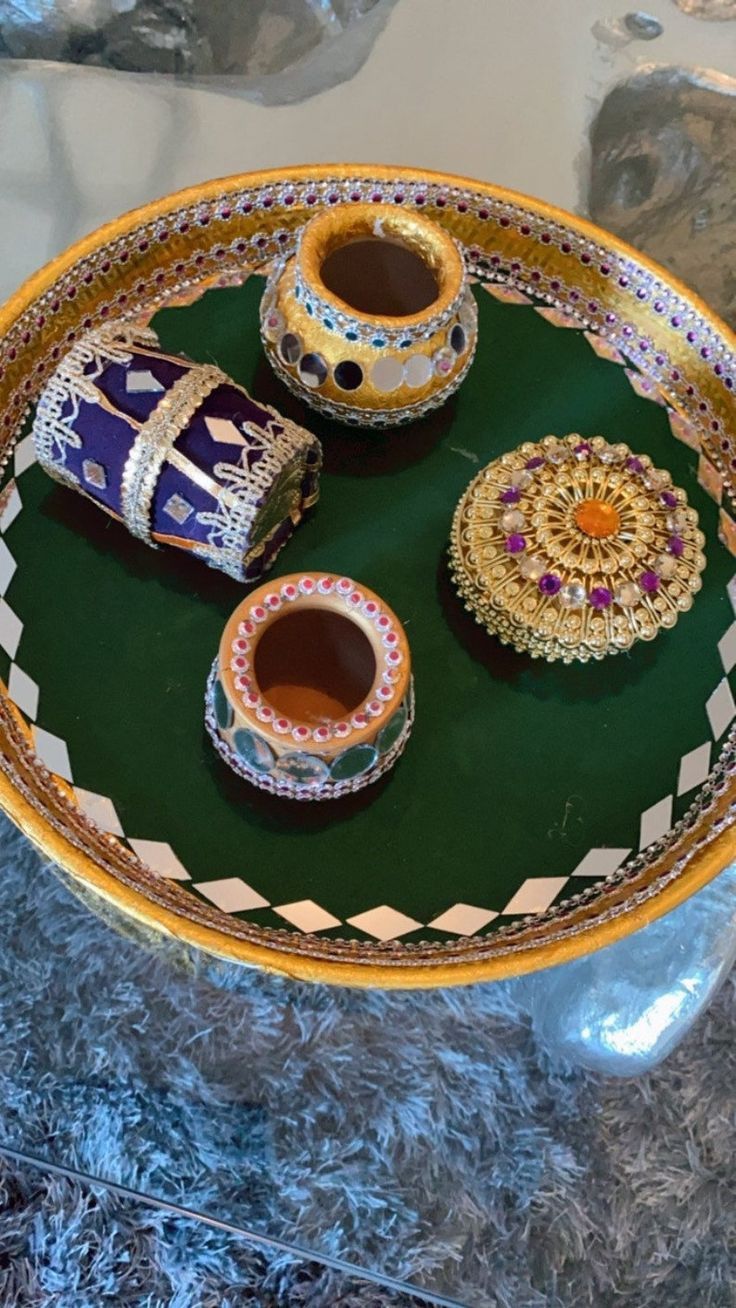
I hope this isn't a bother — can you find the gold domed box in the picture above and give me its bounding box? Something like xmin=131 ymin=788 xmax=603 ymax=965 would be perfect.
xmin=260 ymin=203 xmax=477 ymax=426
xmin=450 ymin=434 xmax=707 ymax=663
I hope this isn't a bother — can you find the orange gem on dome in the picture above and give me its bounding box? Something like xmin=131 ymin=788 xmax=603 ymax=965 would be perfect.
xmin=574 ymin=498 xmax=621 ymax=539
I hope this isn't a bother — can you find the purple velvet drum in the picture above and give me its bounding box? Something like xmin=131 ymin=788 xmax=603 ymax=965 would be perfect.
xmin=32 ymin=324 xmax=322 ymax=583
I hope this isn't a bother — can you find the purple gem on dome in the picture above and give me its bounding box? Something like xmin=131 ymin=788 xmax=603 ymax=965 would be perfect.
xmin=505 ymin=534 xmax=527 ymax=554
xmin=539 ymin=573 xmax=562 ymax=596
xmin=640 ymin=570 xmax=660 ymax=593
xmin=589 ymin=587 xmax=613 ymax=609
xmin=668 ymin=536 xmax=685 ymax=557
xmin=574 ymin=442 xmax=592 ymax=455
xmin=525 ymin=456 xmax=545 ymax=469
xmin=501 ymin=487 xmax=521 ymax=504
xmin=661 ymin=491 xmax=678 ymax=508
xmin=626 ymin=457 xmax=644 ymax=474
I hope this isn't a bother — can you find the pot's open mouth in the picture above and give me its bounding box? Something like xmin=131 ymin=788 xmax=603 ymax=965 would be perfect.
xmin=320 ymin=236 xmax=440 ymax=317
xmin=299 ymin=202 xmax=463 ymax=327
xmin=253 ymin=606 xmax=377 ymax=725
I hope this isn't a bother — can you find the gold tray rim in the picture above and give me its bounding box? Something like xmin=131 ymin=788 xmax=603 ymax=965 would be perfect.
xmin=0 ymin=161 xmax=734 ymax=988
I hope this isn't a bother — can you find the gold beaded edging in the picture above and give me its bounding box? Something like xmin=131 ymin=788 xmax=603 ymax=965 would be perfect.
xmin=0 ymin=164 xmax=733 ymax=986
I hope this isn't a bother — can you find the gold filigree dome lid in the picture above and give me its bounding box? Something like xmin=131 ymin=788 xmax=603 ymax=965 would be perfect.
xmin=450 ymin=434 xmax=707 ymax=663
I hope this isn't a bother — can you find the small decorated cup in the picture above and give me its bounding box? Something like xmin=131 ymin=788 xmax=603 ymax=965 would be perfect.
xmin=206 ymin=572 xmax=414 ymax=799
xmin=260 ymin=203 xmax=477 ymax=427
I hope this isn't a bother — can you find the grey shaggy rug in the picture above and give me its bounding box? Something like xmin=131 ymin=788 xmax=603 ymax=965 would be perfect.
xmin=0 ymin=811 xmax=735 ymax=1308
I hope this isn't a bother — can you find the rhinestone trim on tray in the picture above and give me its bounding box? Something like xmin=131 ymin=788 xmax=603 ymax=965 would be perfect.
xmin=5 ymin=176 xmax=733 ymax=478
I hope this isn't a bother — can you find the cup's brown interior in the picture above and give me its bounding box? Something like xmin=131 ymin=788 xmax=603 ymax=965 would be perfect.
xmin=319 ymin=237 xmax=440 ymax=317
xmin=253 ymin=608 xmax=377 ymax=724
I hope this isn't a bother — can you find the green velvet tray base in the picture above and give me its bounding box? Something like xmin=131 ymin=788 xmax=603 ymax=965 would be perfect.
xmin=2 ymin=277 xmax=731 ymax=945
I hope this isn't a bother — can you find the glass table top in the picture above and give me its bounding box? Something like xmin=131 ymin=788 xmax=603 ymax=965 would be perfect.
xmin=0 ymin=1 xmax=735 ymax=1301
xmin=1 ymin=0 xmax=734 ymax=322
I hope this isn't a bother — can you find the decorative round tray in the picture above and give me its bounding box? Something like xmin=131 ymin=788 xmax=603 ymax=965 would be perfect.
xmin=0 ymin=165 xmax=734 ymax=988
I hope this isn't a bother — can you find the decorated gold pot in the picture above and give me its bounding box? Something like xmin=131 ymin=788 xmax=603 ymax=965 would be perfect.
xmin=260 ymin=203 xmax=477 ymax=427
xmin=206 ymin=571 xmax=414 ymax=799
